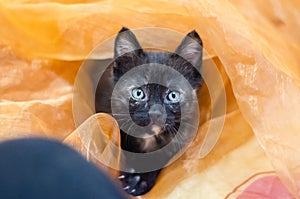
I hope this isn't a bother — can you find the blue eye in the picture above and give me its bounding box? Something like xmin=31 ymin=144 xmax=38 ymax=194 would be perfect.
xmin=131 ymin=88 xmax=145 ymax=100
xmin=166 ymin=91 xmax=181 ymax=103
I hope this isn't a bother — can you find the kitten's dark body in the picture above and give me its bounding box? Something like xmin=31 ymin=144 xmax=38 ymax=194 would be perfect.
xmin=95 ymin=27 xmax=203 ymax=196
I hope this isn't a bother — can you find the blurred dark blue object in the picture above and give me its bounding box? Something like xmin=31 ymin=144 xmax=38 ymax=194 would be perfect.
xmin=0 ymin=138 xmax=128 ymax=199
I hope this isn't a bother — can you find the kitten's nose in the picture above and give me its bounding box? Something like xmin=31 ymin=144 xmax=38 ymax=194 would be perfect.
xmin=149 ymin=104 xmax=165 ymax=122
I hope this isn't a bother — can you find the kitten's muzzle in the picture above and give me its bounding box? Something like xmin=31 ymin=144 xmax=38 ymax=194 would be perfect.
xmin=148 ymin=104 xmax=166 ymax=125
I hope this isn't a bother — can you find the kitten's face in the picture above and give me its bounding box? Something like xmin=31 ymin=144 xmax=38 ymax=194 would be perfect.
xmin=112 ymin=27 xmax=203 ymax=151
xmin=129 ymin=84 xmax=181 ymax=136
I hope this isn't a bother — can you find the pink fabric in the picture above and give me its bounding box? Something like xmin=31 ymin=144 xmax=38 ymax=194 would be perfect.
xmin=237 ymin=175 xmax=294 ymax=199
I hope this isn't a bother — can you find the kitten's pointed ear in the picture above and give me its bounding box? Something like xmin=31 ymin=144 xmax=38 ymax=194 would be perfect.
xmin=175 ymin=30 xmax=203 ymax=69
xmin=114 ymin=27 xmax=143 ymax=58
xmin=113 ymin=27 xmax=145 ymax=82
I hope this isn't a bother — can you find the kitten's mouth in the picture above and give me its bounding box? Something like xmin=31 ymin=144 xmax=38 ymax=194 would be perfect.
xmin=151 ymin=125 xmax=161 ymax=136
xmin=140 ymin=124 xmax=163 ymax=138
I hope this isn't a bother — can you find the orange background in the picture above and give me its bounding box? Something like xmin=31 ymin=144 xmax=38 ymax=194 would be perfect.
xmin=0 ymin=1 xmax=300 ymax=198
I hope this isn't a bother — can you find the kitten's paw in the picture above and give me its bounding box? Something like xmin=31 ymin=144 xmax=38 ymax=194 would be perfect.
xmin=118 ymin=170 xmax=157 ymax=196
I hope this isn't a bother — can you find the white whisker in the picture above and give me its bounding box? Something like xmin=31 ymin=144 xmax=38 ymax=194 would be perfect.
xmin=118 ymin=175 xmax=125 ymax=179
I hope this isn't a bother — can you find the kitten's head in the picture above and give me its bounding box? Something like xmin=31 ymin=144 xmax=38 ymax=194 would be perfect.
xmin=112 ymin=27 xmax=203 ymax=150
xmin=114 ymin=27 xmax=203 ymax=88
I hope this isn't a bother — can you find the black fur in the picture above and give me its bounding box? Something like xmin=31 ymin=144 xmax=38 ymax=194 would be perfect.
xmin=95 ymin=27 xmax=203 ymax=196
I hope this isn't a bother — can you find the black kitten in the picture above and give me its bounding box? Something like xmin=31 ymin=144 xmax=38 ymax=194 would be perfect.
xmin=95 ymin=27 xmax=203 ymax=196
